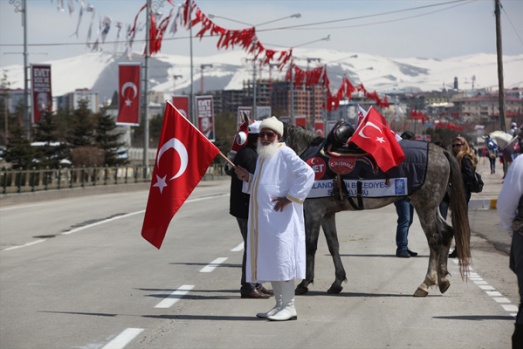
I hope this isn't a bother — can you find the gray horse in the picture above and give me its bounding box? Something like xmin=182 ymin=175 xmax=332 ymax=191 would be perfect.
xmin=282 ymin=124 xmax=471 ymax=297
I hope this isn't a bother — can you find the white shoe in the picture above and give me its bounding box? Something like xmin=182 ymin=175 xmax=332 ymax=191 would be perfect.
xmin=256 ymin=281 xmax=282 ymax=318
xmin=268 ymin=281 xmax=297 ymax=321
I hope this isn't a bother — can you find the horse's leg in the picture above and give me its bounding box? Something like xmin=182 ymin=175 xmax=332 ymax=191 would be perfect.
xmin=321 ymin=213 xmax=347 ymax=294
xmin=295 ymin=204 xmax=322 ymax=295
xmin=412 ymin=206 xmax=441 ymax=297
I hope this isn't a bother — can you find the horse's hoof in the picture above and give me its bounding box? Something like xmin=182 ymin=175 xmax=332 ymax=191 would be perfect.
xmin=439 ymin=281 xmax=450 ymax=294
xmin=327 ymin=285 xmax=343 ymax=294
xmin=295 ymin=285 xmax=309 ymax=295
xmin=413 ymin=287 xmax=429 ymax=297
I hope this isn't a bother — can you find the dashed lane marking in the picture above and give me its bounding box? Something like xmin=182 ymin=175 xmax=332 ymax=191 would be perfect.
xmin=452 ymin=259 xmax=517 ymax=318
xmin=101 ymin=328 xmax=144 ymax=349
xmin=231 ymin=242 xmax=243 ymax=252
xmin=154 ymin=284 xmax=195 ymax=309
xmin=200 ymin=257 xmax=228 ymax=273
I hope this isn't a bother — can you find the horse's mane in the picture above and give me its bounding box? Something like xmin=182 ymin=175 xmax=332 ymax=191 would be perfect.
xmin=283 ymin=123 xmax=322 ymax=156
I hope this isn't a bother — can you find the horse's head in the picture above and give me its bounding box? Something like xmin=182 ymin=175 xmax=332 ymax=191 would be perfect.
xmin=225 ymin=112 xmax=261 ymax=172
xmin=283 ymin=123 xmax=320 ymax=156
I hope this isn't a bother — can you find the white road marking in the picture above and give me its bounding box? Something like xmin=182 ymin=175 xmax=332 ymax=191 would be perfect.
xmin=2 ymin=194 xmax=228 ymax=252
xmin=200 ymin=257 xmax=228 ymax=273
xmin=155 ymin=285 xmax=194 ymax=309
xmin=231 ymin=242 xmax=243 ymax=252
xmin=62 ymin=211 xmax=144 ymax=235
xmin=3 ymin=239 xmax=46 ymax=251
xmin=101 ymin=328 xmax=143 ymax=349
xmin=452 ymin=259 xmax=516 ymax=317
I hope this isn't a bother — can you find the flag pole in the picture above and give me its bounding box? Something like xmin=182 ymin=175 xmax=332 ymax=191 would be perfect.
xmin=217 ymin=151 xmax=235 ymax=169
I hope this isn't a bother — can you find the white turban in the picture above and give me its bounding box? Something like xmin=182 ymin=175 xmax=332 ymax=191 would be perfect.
xmin=260 ymin=116 xmax=284 ymax=137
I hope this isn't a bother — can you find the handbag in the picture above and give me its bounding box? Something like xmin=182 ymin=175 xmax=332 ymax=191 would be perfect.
xmin=469 ymin=171 xmax=484 ymax=193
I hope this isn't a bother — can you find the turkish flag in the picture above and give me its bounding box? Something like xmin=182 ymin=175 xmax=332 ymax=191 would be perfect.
xmin=349 ymin=107 xmax=405 ymax=172
xmin=141 ymin=102 xmax=220 ymax=249
xmin=117 ymin=63 xmax=141 ymax=125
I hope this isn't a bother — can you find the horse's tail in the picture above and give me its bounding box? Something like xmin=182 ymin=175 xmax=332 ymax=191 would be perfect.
xmin=444 ymin=150 xmax=471 ymax=279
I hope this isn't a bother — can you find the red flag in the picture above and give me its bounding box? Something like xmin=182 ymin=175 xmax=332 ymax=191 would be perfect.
xmin=349 ymin=107 xmax=405 ymax=172
xmin=117 ymin=63 xmax=141 ymax=125
xmin=31 ymin=64 xmax=52 ymax=125
xmin=141 ymin=102 xmax=220 ymax=249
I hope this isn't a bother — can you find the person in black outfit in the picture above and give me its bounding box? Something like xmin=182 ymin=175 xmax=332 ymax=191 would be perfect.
xmin=228 ymin=121 xmax=273 ymax=299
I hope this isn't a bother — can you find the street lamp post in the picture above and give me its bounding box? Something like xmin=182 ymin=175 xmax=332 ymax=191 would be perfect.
xmin=8 ymin=0 xmax=29 ymax=139
xmin=290 ymin=35 xmax=330 ymax=125
xmin=173 ymin=74 xmax=182 ymax=95
xmin=200 ymin=64 xmax=213 ymax=94
xmin=207 ymin=13 xmax=301 ymax=120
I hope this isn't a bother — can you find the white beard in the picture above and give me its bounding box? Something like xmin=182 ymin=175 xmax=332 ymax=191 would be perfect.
xmin=257 ymin=139 xmax=279 ymax=159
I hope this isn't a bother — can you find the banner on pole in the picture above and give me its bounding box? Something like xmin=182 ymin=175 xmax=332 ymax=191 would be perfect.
xmin=31 ymin=64 xmax=52 ymax=124
xmin=172 ymin=95 xmax=190 ymax=120
xmin=196 ymin=95 xmax=215 ymax=142
xmin=117 ymin=63 xmax=141 ymax=125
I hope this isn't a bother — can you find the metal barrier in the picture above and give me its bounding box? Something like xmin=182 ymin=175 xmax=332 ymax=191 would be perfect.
xmin=0 ymin=164 xmax=227 ymax=195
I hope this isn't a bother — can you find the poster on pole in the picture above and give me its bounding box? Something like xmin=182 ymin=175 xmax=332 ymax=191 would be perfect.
xmin=117 ymin=63 xmax=141 ymax=125
xmin=314 ymin=121 xmax=325 ymax=137
xmin=196 ymin=95 xmax=215 ymax=142
xmin=295 ymin=116 xmax=306 ymax=128
xmin=256 ymin=106 xmax=271 ymax=120
xmin=237 ymin=106 xmax=252 ymax=127
xmin=172 ymin=95 xmax=190 ymax=120
xmin=31 ymin=64 xmax=52 ymax=124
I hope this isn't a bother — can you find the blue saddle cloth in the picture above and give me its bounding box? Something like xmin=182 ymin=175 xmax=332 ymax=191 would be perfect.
xmin=300 ymin=139 xmax=428 ymax=199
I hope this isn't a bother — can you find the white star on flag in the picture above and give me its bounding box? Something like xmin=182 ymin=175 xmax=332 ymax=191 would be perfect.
xmin=153 ymin=174 xmax=168 ymax=193
xmin=125 ymin=99 xmax=132 ymax=107
xmin=376 ymin=136 xmax=385 ymax=143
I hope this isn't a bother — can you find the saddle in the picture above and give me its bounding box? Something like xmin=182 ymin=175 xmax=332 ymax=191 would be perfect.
xmin=324 ymin=121 xmax=367 ymax=157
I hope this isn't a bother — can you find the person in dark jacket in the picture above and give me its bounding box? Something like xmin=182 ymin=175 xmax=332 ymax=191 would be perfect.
xmin=393 ymin=131 xmax=417 ymax=258
xmin=228 ymin=121 xmax=273 ymax=299
xmin=448 ymin=136 xmax=477 ymax=258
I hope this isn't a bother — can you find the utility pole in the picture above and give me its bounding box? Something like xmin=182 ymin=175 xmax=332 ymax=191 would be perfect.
xmin=495 ymin=0 xmax=506 ymax=132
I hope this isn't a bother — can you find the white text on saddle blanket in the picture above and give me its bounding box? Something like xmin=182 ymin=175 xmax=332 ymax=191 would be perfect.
xmin=307 ymin=178 xmax=408 ymax=198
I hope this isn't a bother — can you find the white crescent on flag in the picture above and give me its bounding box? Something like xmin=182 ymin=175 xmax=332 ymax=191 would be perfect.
xmin=358 ymin=121 xmax=382 ymax=139
xmin=121 ymin=82 xmax=138 ymax=99
xmin=157 ymin=138 xmax=189 ymax=180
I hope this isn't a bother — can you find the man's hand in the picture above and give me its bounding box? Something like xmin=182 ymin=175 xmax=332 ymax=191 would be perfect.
xmin=234 ymin=165 xmax=249 ymax=181
xmin=272 ymin=197 xmax=291 ymax=212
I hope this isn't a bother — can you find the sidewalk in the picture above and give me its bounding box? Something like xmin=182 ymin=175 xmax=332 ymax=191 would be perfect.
xmin=467 ymin=156 xmax=510 ymax=254
xmin=469 ymin=155 xmax=504 ymax=210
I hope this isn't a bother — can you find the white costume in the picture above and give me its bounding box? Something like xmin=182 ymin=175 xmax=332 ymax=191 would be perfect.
xmin=244 ymin=143 xmax=314 ymax=283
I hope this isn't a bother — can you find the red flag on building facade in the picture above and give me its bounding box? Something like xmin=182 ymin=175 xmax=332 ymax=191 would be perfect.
xmin=349 ymin=107 xmax=405 ymax=172
xmin=117 ymin=63 xmax=141 ymax=125
xmin=141 ymin=102 xmax=221 ymax=249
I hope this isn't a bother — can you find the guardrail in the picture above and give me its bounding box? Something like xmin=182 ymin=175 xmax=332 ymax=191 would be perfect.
xmin=1 ymin=164 xmax=227 ymax=194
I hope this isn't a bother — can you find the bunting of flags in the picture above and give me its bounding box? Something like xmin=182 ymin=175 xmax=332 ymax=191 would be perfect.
xmin=52 ymin=0 xmax=389 ymax=112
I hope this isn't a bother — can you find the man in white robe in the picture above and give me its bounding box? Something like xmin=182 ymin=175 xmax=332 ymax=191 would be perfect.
xmin=235 ymin=116 xmax=314 ymax=321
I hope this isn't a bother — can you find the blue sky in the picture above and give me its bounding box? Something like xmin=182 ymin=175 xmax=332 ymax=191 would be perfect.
xmin=1 ymin=0 xmax=522 ymax=68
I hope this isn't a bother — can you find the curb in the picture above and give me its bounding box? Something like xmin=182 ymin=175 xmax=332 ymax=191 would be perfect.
xmin=469 ymin=198 xmax=497 ymax=210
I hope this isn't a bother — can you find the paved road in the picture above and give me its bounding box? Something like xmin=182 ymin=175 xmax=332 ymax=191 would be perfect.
xmin=0 ymin=157 xmax=517 ymax=349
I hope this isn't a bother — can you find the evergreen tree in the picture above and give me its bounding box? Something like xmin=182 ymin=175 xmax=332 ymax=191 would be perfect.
xmin=66 ymin=100 xmax=96 ymax=147
xmin=4 ymin=126 xmax=33 ymax=169
xmin=32 ymin=113 xmax=69 ymax=169
xmin=95 ymin=108 xmax=127 ymax=166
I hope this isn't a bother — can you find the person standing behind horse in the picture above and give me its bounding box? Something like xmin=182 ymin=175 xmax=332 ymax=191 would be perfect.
xmin=497 ymin=154 xmax=523 ymax=348
xmin=394 ymin=131 xmax=418 ymax=258
xmin=228 ymin=120 xmax=273 ymax=299
xmin=234 ymin=116 xmax=314 ymax=321
xmin=485 ymin=135 xmax=498 ymax=174
xmin=448 ymin=136 xmax=477 ymax=258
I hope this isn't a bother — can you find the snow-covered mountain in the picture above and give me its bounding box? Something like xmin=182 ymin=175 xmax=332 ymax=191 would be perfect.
xmin=2 ymin=48 xmax=522 ymax=103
